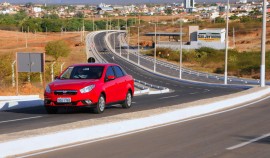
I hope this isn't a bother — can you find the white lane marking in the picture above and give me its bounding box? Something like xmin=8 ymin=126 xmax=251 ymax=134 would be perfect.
xmin=0 ymin=116 xmax=43 ymax=124
xmin=19 ymin=96 xmax=270 ymax=158
xmin=158 ymin=95 xmax=179 ymax=100
xmin=227 ymin=133 xmax=270 ymax=150
xmin=189 ymin=92 xmax=199 ymax=95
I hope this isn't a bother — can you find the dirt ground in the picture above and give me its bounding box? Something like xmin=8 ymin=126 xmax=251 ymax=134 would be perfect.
xmin=0 ymin=30 xmax=86 ymax=96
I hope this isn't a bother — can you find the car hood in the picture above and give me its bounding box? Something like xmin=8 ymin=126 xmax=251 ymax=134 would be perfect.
xmin=49 ymin=79 xmax=99 ymax=90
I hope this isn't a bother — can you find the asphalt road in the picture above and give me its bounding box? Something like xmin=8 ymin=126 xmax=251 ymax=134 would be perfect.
xmin=0 ymin=32 xmax=242 ymax=136
xmin=22 ymin=93 xmax=270 ymax=158
xmin=106 ymin=32 xmax=264 ymax=85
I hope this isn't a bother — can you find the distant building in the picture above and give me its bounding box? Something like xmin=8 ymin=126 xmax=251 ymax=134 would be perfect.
xmin=184 ymin=0 xmax=195 ymax=13
xmin=189 ymin=27 xmax=226 ymax=49
xmin=1 ymin=2 xmax=10 ymax=7
xmin=153 ymin=26 xmax=227 ymax=50
xmin=97 ymin=3 xmax=113 ymax=14
xmin=239 ymin=0 xmax=247 ymax=4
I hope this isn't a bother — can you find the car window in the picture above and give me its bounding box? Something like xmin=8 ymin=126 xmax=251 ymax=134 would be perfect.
xmin=106 ymin=66 xmax=115 ymax=78
xmin=68 ymin=66 xmax=104 ymax=79
xmin=60 ymin=67 xmax=73 ymax=79
xmin=113 ymin=66 xmax=125 ymax=78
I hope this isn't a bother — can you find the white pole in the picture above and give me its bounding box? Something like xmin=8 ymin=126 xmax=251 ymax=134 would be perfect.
xmin=114 ymin=33 xmax=116 ymax=51
xmin=127 ymin=27 xmax=130 ymax=61
xmin=224 ymin=0 xmax=229 ymax=85
xmin=40 ymin=72 xmax=42 ymax=86
xmin=25 ymin=31 xmax=28 ymax=48
xmin=51 ymin=62 xmax=56 ymax=81
xmin=233 ymin=27 xmax=235 ymax=48
xmin=126 ymin=16 xmax=128 ymax=30
xmin=12 ymin=60 xmax=16 ymax=87
xmin=92 ymin=14 xmax=95 ymax=31
xmin=138 ymin=27 xmax=140 ymax=65
xmin=154 ymin=23 xmax=157 ymax=72
xmin=120 ymin=34 xmax=122 ymax=56
xmin=61 ymin=62 xmax=65 ymax=72
xmin=180 ymin=17 xmax=183 ymax=79
xmin=260 ymin=0 xmax=267 ymax=87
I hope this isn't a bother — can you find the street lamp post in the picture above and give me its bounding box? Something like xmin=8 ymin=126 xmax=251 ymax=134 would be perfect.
xmin=127 ymin=27 xmax=130 ymax=61
xmin=154 ymin=23 xmax=157 ymax=72
xmin=149 ymin=22 xmax=158 ymax=72
xmin=130 ymin=25 xmax=144 ymax=64
xmin=179 ymin=17 xmax=183 ymax=79
xmin=137 ymin=27 xmax=140 ymax=65
xmin=261 ymin=0 xmax=267 ymax=87
xmin=92 ymin=14 xmax=95 ymax=31
xmin=114 ymin=32 xmax=116 ymax=51
xmin=224 ymin=0 xmax=229 ymax=85
xmin=120 ymin=33 xmax=122 ymax=56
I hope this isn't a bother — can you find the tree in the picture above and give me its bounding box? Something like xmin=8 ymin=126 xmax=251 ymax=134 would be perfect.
xmin=215 ymin=17 xmax=225 ymax=23
xmin=45 ymin=40 xmax=71 ymax=61
xmin=165 ymin=8 xmax=173 ymax=15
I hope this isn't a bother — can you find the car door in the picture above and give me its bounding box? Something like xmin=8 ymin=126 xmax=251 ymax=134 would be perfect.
xmin=113 ymin=66 xmax=126 ymax=101
xmin=104 ymin=66 xmax=118 ymax=103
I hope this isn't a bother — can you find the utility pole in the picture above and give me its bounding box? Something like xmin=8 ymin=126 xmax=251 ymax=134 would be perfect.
xmin=179 ymin=17 xmax=183 ymax=79
xmin=137 ymin=27 xmax=140 ymax=65
xmin=260 ymin=0 xmax=267 ymax=87
xmin=233 ymin=27 xmax=235 ymax=48
xmin=154 ymin=23 xmax=157 ymax=72
xmin=92 ymin=14 xmax=95 ymax=31
xmin=127 ymin=27 xmax=130 ymax=61
xmin=224 ymin=0 xmax=229 ymax=85
xmin=118 ymin=18 xmax=120 ymax=30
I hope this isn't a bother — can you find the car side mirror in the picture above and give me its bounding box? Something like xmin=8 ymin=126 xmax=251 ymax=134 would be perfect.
xmin=107 ymin=75 xmax=115 ymax=81
xmin=54 ymin=76 xmax=59 ymax=80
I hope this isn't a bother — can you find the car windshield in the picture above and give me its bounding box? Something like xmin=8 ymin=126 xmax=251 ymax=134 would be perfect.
xmin=60 ymin=66 xmax=104 ymax=79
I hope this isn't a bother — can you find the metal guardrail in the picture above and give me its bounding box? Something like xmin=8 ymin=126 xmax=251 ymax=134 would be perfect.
xmin=118 ymin=32 xmax=263 ymax=85
xmin=86 ymin=31 xmax=170 ymax=95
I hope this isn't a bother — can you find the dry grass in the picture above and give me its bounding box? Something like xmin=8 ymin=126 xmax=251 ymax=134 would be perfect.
xmin=0 ymin=30 xmax=86 ymax=96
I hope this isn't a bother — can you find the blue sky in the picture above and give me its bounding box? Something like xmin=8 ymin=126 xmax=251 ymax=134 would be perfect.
xmin=2 ymin=0 xmax=243 ymax=5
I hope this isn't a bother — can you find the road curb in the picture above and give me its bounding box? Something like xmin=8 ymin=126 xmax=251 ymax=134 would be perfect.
xmin=0 ymin=87 xmax=270 ymax=157
xmin=0 ymin=95 xmax=43 ymax=111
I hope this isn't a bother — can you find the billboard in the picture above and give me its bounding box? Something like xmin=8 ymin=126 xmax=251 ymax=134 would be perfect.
xmin=17 ymin=53 xmax=44 ymax=72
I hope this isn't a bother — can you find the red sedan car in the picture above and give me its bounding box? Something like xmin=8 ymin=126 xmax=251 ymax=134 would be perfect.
xmin=44 ymin=63 xmax=134 ymax=114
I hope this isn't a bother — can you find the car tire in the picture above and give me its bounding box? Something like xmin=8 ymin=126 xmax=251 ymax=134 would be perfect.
xmin=93 ymin=94 xmax=105 ymax=114
xmin=45 ymin=106 xmax=58 ymax=114
xmin=122 ymin=91 xmax=132 ymax=109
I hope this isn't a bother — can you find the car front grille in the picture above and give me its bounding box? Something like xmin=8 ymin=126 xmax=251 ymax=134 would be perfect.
xmin=54 ymin=90 xmax=77 ymax=95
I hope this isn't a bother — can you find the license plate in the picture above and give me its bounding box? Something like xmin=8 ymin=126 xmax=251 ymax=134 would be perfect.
xmin=57 ymin=98 xmax=71 ymax=103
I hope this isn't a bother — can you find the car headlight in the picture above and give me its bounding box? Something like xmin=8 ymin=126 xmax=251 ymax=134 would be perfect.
xmin=45 ymin=85 xmax=51 ymax=93
xmin=80 ymin=85 xmax=95 ymax=93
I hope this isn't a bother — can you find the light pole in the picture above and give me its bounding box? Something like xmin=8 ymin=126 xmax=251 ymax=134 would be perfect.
xmin=154 ymin=23 xmax=157 ymax=72
xmin=114 ymin=32 xmax=116 ymax=51
xmin=224 ymin=0 xmax=229 ymax=85
xmin=130 ymin=25 xmax=144 ymax=64
xmin=125 ymin=16 xmax=128 ymax=31
xmin=120 ymin=32 xmax=122 ymax=56
xmin=261 ymin=0 xmax=267 ymax=87
xmin=179 ymin=17 xmax=183 ymax=79
xmin=127 ymin=27 xmax=130 ymax=61
xmin=137 ymin=26 xmax=140 ymax=65
xmin=150 ymin=23 xmax=157 ymax=72
xmin=92 ymin=14 xmax=95 ymax=31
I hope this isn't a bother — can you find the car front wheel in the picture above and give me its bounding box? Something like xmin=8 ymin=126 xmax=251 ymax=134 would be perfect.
xmin=122 ymin=91 xmax=132 ymax=109
xmin=93 ymin=94 xmax=105 ymax=114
